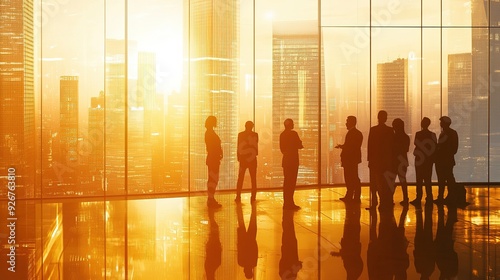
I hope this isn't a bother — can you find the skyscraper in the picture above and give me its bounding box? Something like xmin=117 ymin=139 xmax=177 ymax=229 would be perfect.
xmin=272 ymin=21 xmax=321 ymax=186
xmin=189 ymin=0 xmax=239 ymax=190
xmin=470 ymin=0 xmax=500 ymax=181
xmin=376 ymin=58 xmax=411 ymax=133
xmin=0 ymin=0 xmax=35 ymax=198
xmin=59 ymin=76 xmax=79 ymax=186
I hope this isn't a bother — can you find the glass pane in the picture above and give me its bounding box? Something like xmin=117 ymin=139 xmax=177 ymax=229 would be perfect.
xmin=371 ymin=28 xmax=421 ymax=183
xmin=423 ymin=0 xmax=441 ymax=26
xmin=443 ymin=27 xmax=488 ymax=182
xmin=106 ymin=0 xmax=126 ymax=195
xmin=127 ymin=0 xmax=186 ymax=194
xmin=491 ymin=10 xmax=500 ymax=181
xmin=491 ymin=1 xmax=500 ymax=27
xmin=255 ymin=0 xmax=320 ymax=188
xmin=442 ymin=0 xmax=474 ymax=27
xmin=371 ymin=28 xmax=422 ymax=131
xmin=322 ymin=27 xmax=370 ymax=184
xmin=38 ymin=1 xmax=105 ymax=197
xmin=422 ymin=28 xmax=442 ymax=182
xmin=189 ymin=0 xmax=242 ymax=192
xmin=321 ymin=0 xmax=370 ymax=27
xmin=371 ymin=0 xmax=421 ymax=26
xmin=236 ymin=0 xmax=257 ymax=192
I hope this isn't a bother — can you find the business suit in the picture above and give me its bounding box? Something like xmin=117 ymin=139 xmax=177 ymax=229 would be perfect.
xmin=367 ymin=122 xmax=394 ymax=208
xmin=280 ymin=125 xmax=303 ymax=209
xmin=236 ymin=129 xmax=259 ymax=201
xmin=340 ymin=127 xmax=363 ymax=201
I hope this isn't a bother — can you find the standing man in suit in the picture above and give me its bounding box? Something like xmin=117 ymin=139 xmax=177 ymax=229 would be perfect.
xmin=336 ymin=116 xmax=363 ymax=202
xmin=411 ymin=117 xmax=437 ymax=205
xmin=280 ymin=119 xmax=304 ymax=210
xmin=367 ymin=110 xmax=395 ymax=209
xmin=434 ymin=116 xmax=459 ymax=204
xmin=235 ymin=121 xmax=259 ymax=203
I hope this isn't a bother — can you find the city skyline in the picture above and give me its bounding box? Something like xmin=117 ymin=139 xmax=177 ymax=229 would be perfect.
xmin=2 ymin=1 xmax=500 ymax=198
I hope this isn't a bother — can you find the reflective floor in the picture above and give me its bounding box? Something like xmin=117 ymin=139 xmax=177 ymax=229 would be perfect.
xmin=0 ymin=186 xmax=499 ymax=279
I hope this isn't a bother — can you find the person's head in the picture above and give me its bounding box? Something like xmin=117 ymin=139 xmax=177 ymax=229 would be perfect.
xmin=439 ymin=116 xmax=452 ymax=129
xmin=244 ymin=267 xmax=254 ymax=279
xmin=421 ymin=117 xmax=431 ymax=129
xmin=346 ymin=116 xmax=357 ymax=130
xmin=377 ymin=110 xmax=388 ymax=124
xmin=284 ymin=118 xmax=294 ymax=130
xmin=245 ymin=120 xmax=254 ymax=131
xmin=205 ymin=116 xmax=217 ymax=129
xmin=392 ymin=118 xmax=405 ymax=133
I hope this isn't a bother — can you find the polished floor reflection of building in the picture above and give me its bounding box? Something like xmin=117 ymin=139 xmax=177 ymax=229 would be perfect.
xmin=0 ymin=186 xmax=498 ymax=279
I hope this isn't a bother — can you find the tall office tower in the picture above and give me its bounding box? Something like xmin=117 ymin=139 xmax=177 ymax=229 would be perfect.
xmin=448 ymin=53 xmax=473 ymax=178
xmin=0 ymin=0 xmax=35 ymax=198
xmin=272 ymin=21 xmax=322 ymax=186
xmin=189 ymin=0 xmax=239 ymax=190
xmin=59 ymin=76 xmax=79 ymax=187
xmin=88 ymin=91 xmax=104 ymax=191
xmin=471 ymin=0 xmax=500 ymax=181
xmin=105 ymin=39 xmax=127 ymax=194
xmin=376 ymin=58 xmax=411 ymax=133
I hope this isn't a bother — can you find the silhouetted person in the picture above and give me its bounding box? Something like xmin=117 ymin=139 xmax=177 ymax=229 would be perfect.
xmin=236 ymin=202 xmax=258 ymax=278
xmin=235 ymin=121 xmax=259 ymax=203
xmin=411 ymin=117 xmax=437 ymax=206
xmin=434 ymin=116 xmax=458 ymax=204
xmin=280 ymin=119 xmax=304 ymax=210
xmin=392 ymin=118 xmax=410 ymax=206
xmin=205 ymin=116 xmax=223 ymax=208
xmin=331 ymin=201 xmax=363 ymax=279
xmin=435 ymin=205 xmax=458 ymax=279
xmin=413 ymin=203 xmax=436 ymax=280
xmin=367 ymin=110 xmax=394 ymax=209
xmin=205 ymin=207 xmax=222 ymax=280
xmin=279 ymin=210 xmax=302 ymax=279
xmin=336 ymin=116 xmax=363 ymax=202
